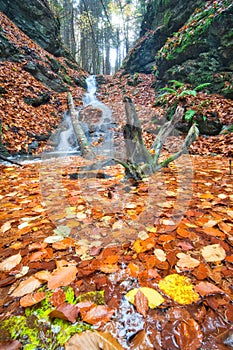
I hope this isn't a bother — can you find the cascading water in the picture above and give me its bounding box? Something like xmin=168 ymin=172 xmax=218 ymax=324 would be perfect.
xmin=83 ymin=75 xmax=98 ymax=105
xmin=56 ymin=112 xmax=77 ymax=152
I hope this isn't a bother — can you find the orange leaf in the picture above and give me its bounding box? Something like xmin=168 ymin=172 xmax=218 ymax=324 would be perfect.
xmin=47 ymin=265 xmax=78 ymax=290
xmin=203 ymin=227 xmax=226 ymax=239
xmin=11 ymin=275 xmax=42 ymax=297
xmin=81 ymin=305 xmax=114 ymax=326
xmin=20 ymin=291 xmax=46 ymax=307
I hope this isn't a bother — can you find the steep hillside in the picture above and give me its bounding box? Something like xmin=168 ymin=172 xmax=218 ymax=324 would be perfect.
xmin=0 ymin=0 xmax=67 ymax=58
xmin=0 ymin=11 xmax=87 ymax=155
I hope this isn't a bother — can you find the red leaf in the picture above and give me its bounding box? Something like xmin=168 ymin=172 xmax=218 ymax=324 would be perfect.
xmin=49 ymin=303 xmax=80 ymax=323
xmin=134 ymin=289 xmax=149 ymax=318
xmin=194 ymin=281 xmax=224 ymax=297
xmin=81 ymin=305 xmax=114 ymax=326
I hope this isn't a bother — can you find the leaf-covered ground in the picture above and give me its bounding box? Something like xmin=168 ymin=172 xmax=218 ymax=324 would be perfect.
xmin=0 ymin=9 xmax=233 ymax=350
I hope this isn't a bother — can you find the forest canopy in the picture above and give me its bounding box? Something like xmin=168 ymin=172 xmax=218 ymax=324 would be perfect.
xmin=48 ymin=0 xmax=148 ymax=74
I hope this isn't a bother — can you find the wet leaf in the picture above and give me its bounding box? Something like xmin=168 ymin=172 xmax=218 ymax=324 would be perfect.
xmin=0 ymin=253 xmax=22 ymax=272
xmin=201 ymin=244 xmax=226 ymax=262
xmin=125 ymin=287 xmax=165 ymax=308
xmin=129 ymin=330 xmax=154 ymax=349
xmin=0 ymin=340 xmax=21 ymax=350
xmin=65 ymin=330 xmax=124 ymax=349
xmin=49 ymin=303 xmax=80 ymax=323
xmin=47 ymin=265 xmax=78 ymax=290
xmin=11 ymin=275 xmax=42 ymax=297
xmin=20 ymin=291 xmax=46 ymax=307
xmin=134 ymin=289 xmax=149 ymax=317
xmin=80 ymin=305 xmax=114 ymax=326
xmin=158 ymin=274 xmax=199 ymax=304
xmin=194 ymin=281 xmax=224 ymax=297
xmin=175 ymin=319 xmax=203 ymax=350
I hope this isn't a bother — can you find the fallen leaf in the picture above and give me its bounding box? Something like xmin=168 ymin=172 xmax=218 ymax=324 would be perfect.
xmin=125 ymin=287 xmax=165 ymax=308
xmin=134 ymin=289 xmax=149 ymax=317
xmin=158 ymin=274 xmax=199 ymax=304
xmin=154 ymin=249 xmax=167 ymax=262
xmin=20 ymin=291 xmax=46 ymax=307
xmin=176 ymin=253 xmax=200 ymax=269
xmin=129 ymin=330 xmax=154 ymax=349
xmin=194 ymin=281 xmax=224 ymax=297
xmin=0 ymin=221 xmax=12 ymax=233
xmin=201 ymin=244 xmax=226 ymax=262
xmin=175 ymin=319 xmax=203 ymax=350
xmin=0 ymin=253 xmax=22 ymax=272
xmin=81 ymin=305 xmax=114 ymax=326
xmin=0 ymin=340 xmax=21 ymax=350
xmin=47 ymin=266 xmax=78 ymax=289
xmin=11 ymin=275 xmax=42 ymax=297
xmin=49 ymin=303 xmax=80 ymax=323
xmin=65 ymin=330 xmax=124 ymax=349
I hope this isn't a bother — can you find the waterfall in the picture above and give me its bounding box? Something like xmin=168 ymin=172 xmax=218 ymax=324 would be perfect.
xmin=56 ymin=112 xmax=77 ymax=152
xmin=83 ymin=75 xmax=97 ymax=105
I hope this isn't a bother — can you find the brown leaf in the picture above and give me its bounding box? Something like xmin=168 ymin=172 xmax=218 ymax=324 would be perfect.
xmin=49 ymin=288 xmax=66 ymax=307
xmin=65 ymin=330 xmax=124 ymax=350
xmin=11 ymin=275 xmax=42 ymax=297
xmin=81 ymin=305 xmax=114 ymax=326
xmin=47 ymin=265 xmax=78 ymax=289
xmin=49 ymin=303 xmax=80 ymax=323
xmin=20 ymin=291 xmax=46 ymax=307
xmin=175 ymin=319 xmax=203 ymax=350
xmin=0 ymin=340 xmax=21 ymax=350
xmin=134 ymin=289 xmax=149 ymax=318
xmin=129 ymin=330 xmax=154 ymax=349
xmin=194 ymin=281 xmax=224 ymax=297
xmin=0 ymin=253 xmax=22 ymax=272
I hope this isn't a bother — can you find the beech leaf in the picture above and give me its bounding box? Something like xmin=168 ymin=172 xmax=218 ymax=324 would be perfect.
xmin=134 ymin=289 xmax=149 ymax=317
xmin=81 ymin=305 xmax=114 ymax=326
xmin=65 ymin=330 xmax=124 ymax=350
xmin=47 ymin=265 xmax=78 ymax=289
xmin=176 ymin=253 xmax=200 ymax=269
xmin=194 ymin=281 xmax=224 ymax=297
xmin=201 ymin=244 xmax=226 ymax=262
xmin=20 ymin=291 xmax=46 ymax=307
xmin=49 ymin=303 xmax=80 ymax=323
xmin=0 ymin=253 xmax=22 ymax=272
xmin=11 ymin=275 xmax=42 ymax=297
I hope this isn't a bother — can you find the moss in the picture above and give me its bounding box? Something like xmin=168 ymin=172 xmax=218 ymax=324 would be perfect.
xmin=76 ymin=290 xmax=105 ymax=305
xmin=155 ymin=1 xmax=231 ymax=62
xmin=163 ymin=9 xmax=171 ymax=27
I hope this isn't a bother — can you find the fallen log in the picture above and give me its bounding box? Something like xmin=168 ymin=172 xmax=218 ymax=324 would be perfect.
xmin=67 ymin=92 xmax=95 ymax=159
xmin=0 ymin=154 xmax=22 ymax=166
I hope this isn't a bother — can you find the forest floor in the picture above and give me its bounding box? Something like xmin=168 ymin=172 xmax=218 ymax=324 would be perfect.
xmin=0 ymin=71 xmax=233 ymax=350
xmin=1 ymin=10 xmax=233 ymax=349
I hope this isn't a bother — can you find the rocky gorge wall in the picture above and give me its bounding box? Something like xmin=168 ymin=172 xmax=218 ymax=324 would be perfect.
xmin=122 ymin=0 xmax=233 ymax=98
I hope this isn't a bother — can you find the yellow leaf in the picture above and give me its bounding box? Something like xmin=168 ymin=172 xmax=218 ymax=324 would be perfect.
xmin=158 ymin=274 xmax=199 ymax=305
xmin=125 ymin=287 xmax=165 ymax=308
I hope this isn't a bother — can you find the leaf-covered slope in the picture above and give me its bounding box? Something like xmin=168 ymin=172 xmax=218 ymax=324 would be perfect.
xmin=0 ymin=11 xmax=87 ymax=155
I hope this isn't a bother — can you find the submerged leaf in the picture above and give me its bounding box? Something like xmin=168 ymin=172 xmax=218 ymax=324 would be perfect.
xmin=65 ymin=330 xmax=124 ymax=349
xmin=158 ymin=274 xmax=199 ymax=304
